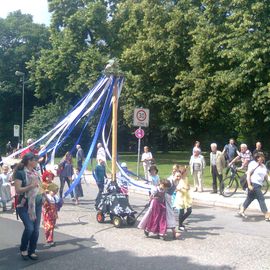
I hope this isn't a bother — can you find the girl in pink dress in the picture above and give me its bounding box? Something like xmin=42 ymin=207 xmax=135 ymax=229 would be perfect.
xmin=138 ymin=179 xmax=171 ymax=239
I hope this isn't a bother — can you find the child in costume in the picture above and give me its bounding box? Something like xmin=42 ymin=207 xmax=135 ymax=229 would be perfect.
xmin=72 ymin=168 xmax=84 ymax=205
xmin=42 ymin=170 xmax=62 ymax=247
xmin=173 ymin=166 xmax=192 ymax=231
xmin=165 ymin=166 xmax=182 ymax=239
xmin=0 ymin=164 xmax=12 ymax=211
xmin=138 ymin=179 xmax=171 ymax=240
xmin=148 ymin=165 xmax=160 ymax=186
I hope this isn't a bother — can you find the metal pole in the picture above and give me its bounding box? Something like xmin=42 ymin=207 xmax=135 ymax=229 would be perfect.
xmin=22 ymin=75 xmax=25 ymax=147
xmin=111 ymin=78 xmax=118 ymax=181
xmin=137 ymin=134 xmax=141 ymax=178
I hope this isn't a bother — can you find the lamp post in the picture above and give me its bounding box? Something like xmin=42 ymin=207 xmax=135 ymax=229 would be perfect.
xmin=15 ymin=71 xmax=25 ymax=147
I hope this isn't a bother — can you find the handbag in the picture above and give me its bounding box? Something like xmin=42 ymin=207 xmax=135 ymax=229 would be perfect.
xmin=57 ymin=161 xmax=66 ymax=176
xmin=239 ymin=164 xmax=260 ymax=190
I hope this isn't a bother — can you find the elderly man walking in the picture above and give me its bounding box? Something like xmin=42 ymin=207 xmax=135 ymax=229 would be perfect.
xmin=210 ymin=143 xmax=226 ymax=194
xmin=76 ymin=145 xmax=84 ymax=170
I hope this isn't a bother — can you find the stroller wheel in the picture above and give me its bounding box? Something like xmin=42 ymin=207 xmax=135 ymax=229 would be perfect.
xmin=96 ymin=211 xmax=105 ymax=223
xmin=126 ymin=214 xmax=136 ymax=226
xmin=113 ymin=216 xmax=122 ymax=228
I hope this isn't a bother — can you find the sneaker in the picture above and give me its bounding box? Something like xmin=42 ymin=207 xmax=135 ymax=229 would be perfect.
xmin=28 ymin=253 xmax=39 ymax=260
xmin=144 ymin=230 xmax=149 ymax=237
xmin=44 ymin=242 xmax=55 ymax=248
xmin=20 ymin=251 xmax=29 ymax=260
xmin=158 ymin=235 xmax=166 ymax=240
xmin=238 ymin=211 xmax=247 ymax=218
xmin=178 ymin=226 xmax=185 ymax=231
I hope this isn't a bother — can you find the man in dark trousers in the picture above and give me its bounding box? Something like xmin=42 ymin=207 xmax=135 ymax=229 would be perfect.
xmin=76 ymin=144 xmax=84 ymax=171
xmin=6 ymin=141 xmax=12 ymax=156
xmin=94 ymin=158 xmax=106 ymax=209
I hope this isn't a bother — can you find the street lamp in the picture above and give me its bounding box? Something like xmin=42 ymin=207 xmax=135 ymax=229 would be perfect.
xmin=15 ymin=71 xmax=25 ymax=147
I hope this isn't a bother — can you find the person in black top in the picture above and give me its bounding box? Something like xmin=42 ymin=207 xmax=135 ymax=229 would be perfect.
xmin=253 ymin=141 xmax=264 ymax=158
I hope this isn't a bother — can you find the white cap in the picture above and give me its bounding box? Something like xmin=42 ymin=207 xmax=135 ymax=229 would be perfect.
xmin=27 ymin=138 xmax=33 ymax=144
xmin=97 ymin=143 xmax=103 ymax=148
xmin=121 ymin=162 xmax=127 ymax=168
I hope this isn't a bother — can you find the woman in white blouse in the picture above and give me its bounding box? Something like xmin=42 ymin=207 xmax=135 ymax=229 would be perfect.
xmin=189 ymin=149 xmax=205 ymax=192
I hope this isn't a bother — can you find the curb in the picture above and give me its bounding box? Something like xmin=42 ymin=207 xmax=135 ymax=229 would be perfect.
xmin=192 ymin=198 xmax=241 ymax=210
xmin=76 ymin=170 xmax=269 ymax=213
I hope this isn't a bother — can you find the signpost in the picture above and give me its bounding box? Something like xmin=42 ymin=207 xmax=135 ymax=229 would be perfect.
xmin=135 ymin=127 xmax=145 ymax=177
xmin=133 ymin=108 xmax=149 ymax=177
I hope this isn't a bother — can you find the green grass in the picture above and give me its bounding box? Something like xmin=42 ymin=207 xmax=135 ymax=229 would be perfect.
xmin=117 ymin=151 xmax=213 ymax=187
xmin=55 ymin=151 xmax=214 ymax=187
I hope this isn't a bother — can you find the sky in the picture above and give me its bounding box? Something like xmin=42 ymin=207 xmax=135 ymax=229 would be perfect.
xmin=0 ymin=0 xmax=51 ymax=25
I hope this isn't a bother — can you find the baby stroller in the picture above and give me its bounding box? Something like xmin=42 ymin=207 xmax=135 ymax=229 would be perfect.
xmin=96 ymin=191 xmax=137 ymax=228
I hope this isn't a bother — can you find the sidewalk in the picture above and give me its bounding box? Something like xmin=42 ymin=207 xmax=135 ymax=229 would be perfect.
xmin=85 ymin=172 xmax=270 ymax=213
xmin=2 ymin=156 xmax=269 ymax=213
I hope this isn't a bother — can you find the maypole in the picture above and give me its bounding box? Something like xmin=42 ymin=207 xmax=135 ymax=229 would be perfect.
xmin=104 ymin=59 xmax=122 ymax=182
xmin=111 ymin=80 xmax=118 ymax=181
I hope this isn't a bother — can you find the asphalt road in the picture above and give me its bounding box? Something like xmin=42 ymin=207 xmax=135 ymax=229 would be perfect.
xmin=0 ymin=181 xmax=270 ymax=270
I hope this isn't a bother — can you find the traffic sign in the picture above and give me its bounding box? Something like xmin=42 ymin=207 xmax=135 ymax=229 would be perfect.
xmin=135 ymin=128 xmax=145 ymax=139
xmin=14 ymin=125 xmax=20 ymax=137
xmin=133 ymin=108 xmax=149 ymax=127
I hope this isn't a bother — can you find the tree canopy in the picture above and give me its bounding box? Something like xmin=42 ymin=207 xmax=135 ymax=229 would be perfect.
xmin=1 ymin=1 xmax=270 ymax=152
xmin=0 ymin=11 xmax=50 ymax=149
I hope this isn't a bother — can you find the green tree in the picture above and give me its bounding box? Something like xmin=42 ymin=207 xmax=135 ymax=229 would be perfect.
xmin=24 ymin=99 xmax=70 ymax=140
xmin=0 ymin=11 xmax=50 ymax=148
xmin=112 ymin=0 xmax=202 ymax=149
xmin=28 ymin=0 xmax=203 ymax=151
xmin=29 ymin=0 xmax=111 ymax=101
xmin=28 ymin=0 xmax=270 ymax=152
xmin=175 ymin=0 xmax=270 ymax=146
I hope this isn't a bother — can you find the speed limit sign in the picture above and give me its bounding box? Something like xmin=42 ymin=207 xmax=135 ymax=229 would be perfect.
xmin=133 ymin=108 xmax=149 ymax=127
xmin=14 ymin=125 xmax=20 ymax=137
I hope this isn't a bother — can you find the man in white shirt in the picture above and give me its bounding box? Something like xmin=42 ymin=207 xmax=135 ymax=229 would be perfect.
xmin=141 ymin=146 xmax=153 ymax=181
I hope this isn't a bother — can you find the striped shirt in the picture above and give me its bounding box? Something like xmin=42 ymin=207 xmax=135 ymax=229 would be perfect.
xmin=239 ymin=150 xmax=252 ymax=168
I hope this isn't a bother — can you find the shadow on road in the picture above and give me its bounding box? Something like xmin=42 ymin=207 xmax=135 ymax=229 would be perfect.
xmin=0 ymin=217 xmax=234 ymax=270
xmin=182 ymin=226 xmax=223 ymax=240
